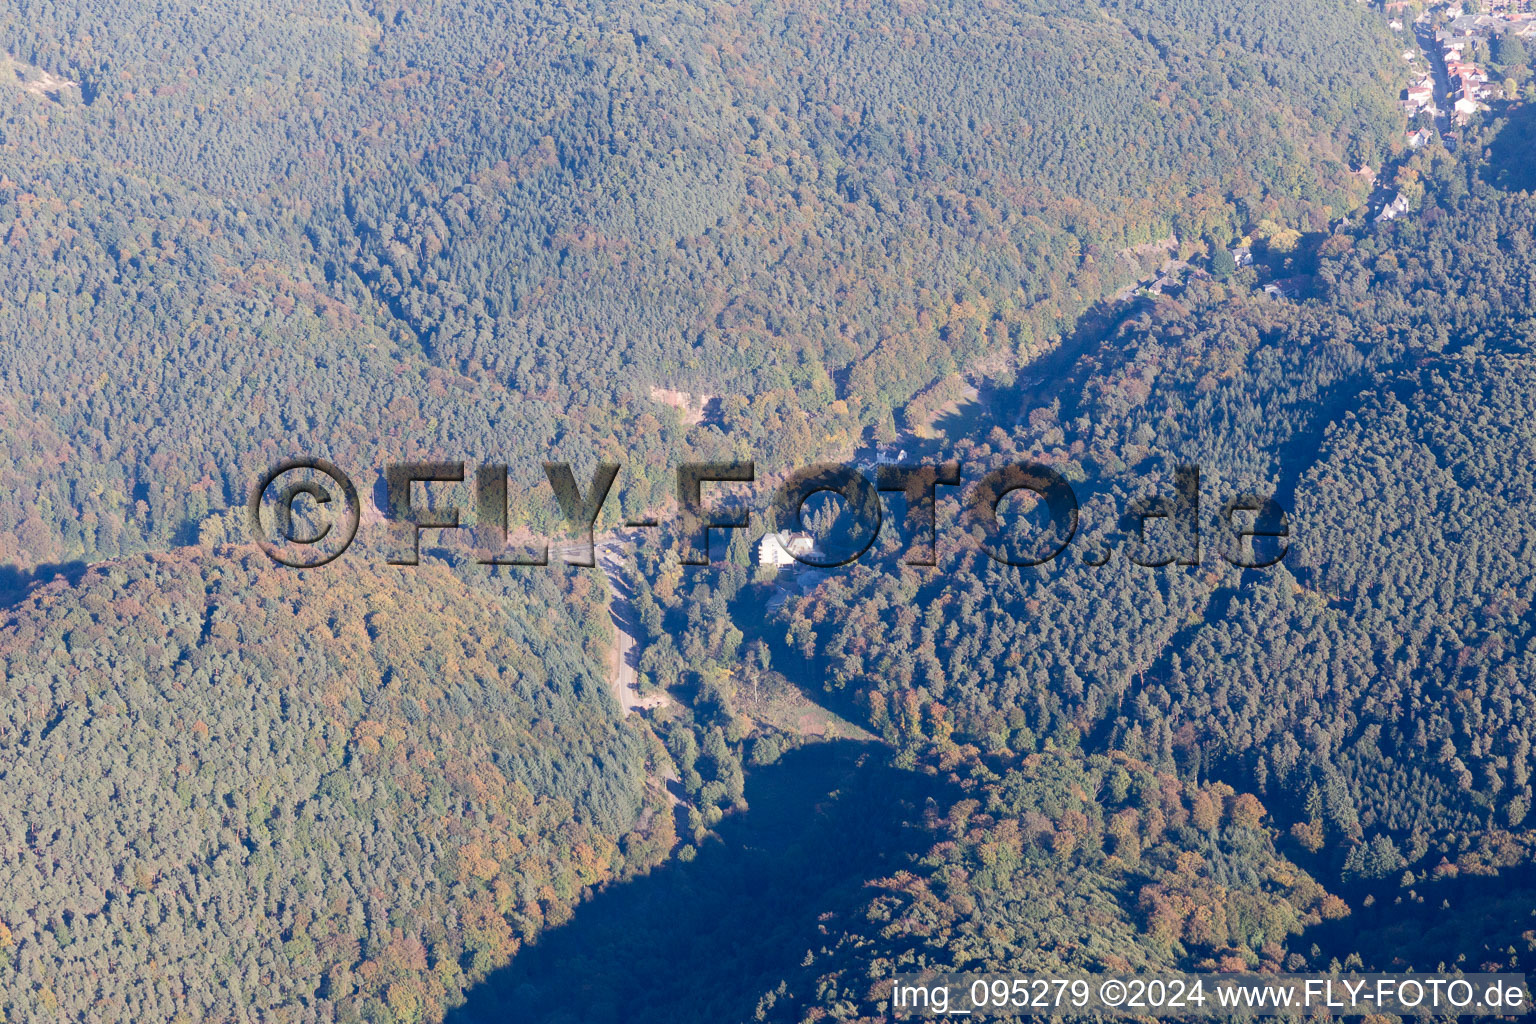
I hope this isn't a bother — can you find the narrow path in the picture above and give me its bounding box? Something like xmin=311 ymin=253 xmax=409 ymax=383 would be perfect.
xmin=590 ymin=536 xmax=685 ymax=810
xmin=594 ymin=538 xmax=648 ymax=716
xmin=547 ymin=534 xmax=668 ymax=717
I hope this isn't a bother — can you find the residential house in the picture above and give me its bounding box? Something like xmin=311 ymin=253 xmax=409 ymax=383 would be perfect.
xmin=1376 ymin=192 xmax=1410 ymax=223
xmin=1449 ymin=72 xmax=1491 ymax=107
xmin=759 ymin=530 xmax=819 ymax=568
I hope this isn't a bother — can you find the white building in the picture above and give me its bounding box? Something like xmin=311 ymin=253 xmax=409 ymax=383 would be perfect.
xmin=1376 ymin=192 xmax=1410 ymax=223
xmin=759 ymin=530 xmax=819 ymax=568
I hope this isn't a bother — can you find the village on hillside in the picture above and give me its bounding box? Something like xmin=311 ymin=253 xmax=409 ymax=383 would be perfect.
xmin=1394 ymin=0 xmax=1535 ymax=131
xmin=1361 ymin=0 xmax=1534 ymax=223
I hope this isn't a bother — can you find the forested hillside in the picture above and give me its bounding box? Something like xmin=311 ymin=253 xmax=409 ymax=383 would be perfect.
xmin=748 ymin=748 xmax=1344 ymax=1021
xmin=0 ymin=0 xmax=1402 ymax=569
xmin=13 ymin=0 xmax=1526 ymax=1022
xmin=772 ymin=155 xmax=1536 ymax=867
xmin=0 ymin=550 xmax=670 ymax=1023
xmin=715 ymin=128 xmax=1536 ymax=1017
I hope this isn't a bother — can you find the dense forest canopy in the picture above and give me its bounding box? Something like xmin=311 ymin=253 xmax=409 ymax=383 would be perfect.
xmin=0 ymin=0 xmax=1402 ymax=570
xmin=713 ymin=136 xmax=1536 ymax=1017
xmin=774 ymin=162 xmax=1536 ymax=857
xmin=0 ymin=550 xmax=672 ymax=1023
xmin=14 ymin=0 xmax=1536 ymax=1022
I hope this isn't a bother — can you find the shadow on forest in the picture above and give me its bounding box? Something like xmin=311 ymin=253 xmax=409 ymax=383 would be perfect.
xmin=0 ymin=560 xmax=88 ymax=610
xmin=446 ymin=740 xmax=953 ymax=1024
xmin=1484 ymin=102 xmax=1536 ymax=194
xmin=924 ymin=288 xmax=1159 ymax=444
xmin=1304 ymin=860 xmax=1536 ymax=971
